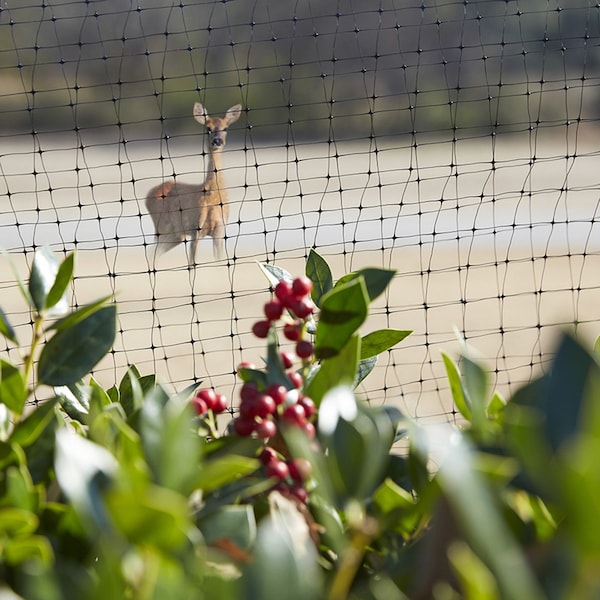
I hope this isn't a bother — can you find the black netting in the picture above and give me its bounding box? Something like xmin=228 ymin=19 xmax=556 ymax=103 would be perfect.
xmin=2 ymin=0 xmax=599 ymax=422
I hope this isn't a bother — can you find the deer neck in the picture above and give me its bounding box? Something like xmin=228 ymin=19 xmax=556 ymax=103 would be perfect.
xmin=204 ymin=150 xmax=225 ymax=194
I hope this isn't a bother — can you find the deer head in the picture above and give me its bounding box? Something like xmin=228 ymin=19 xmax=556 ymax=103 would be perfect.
xmin=193 ymin=103 xmax=242 ymax=151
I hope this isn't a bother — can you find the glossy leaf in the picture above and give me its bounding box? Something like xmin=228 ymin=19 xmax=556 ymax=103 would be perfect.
xmin=54 ymin=427 xmax=118 ymax=531
xmin=305 ymin=335 xmax=360 ymax=406
xmin=336 ymin=267 xmax=396 ymax=302
xmin=105 ymin=485 xmax=191 ymax=550
xmin=45 ymin=251 xmax=74 ymax=313
xmin=4 ymin=535 xmax=53 ymax=567
xmin=38 ymin=304 xmax=116 ymax=386
xmin=194 ymin=455 xmax=259 ymax=493
xmin=10 ymin=398 xmax=58 ymax=447
xmin=360 ymin=329 xmax=412 ymax=359
xmin=54 ymin=382 xmax=90 ymax=422
xmin=355 ymin=356 xmax=377 ymax=387
xmin=199 ymin=504 xmax=257 ymax=552
xmin=28 ymin=247 xmax=62 ymax=314
xmin=315 ymin=277 xmax=369 ymax=359
xmin=139 ymin=390 xmax=202 ymax=494
xmin=50 ymin=295 xmax=114 ymax=332
xmin=243 ymin=492 xmax=322 ymax=600
xmin=305 ymin=248 xmax=333 ymax=307
xmin=442 ymin=351 xmax=471 ymax=421
xmin=0 ymin=307 xmax=17 ymax=344
xmin=258 ymin=262 xmax=293 ymax=287
xmin=411 ymin=423 xmax=544 ymax=600
xmin=0 ymin=359 xmax=27 ymax=415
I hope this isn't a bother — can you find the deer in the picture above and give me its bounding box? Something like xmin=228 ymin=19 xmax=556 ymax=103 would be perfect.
xmin=145 ymin=102 xmax=242 ymax=265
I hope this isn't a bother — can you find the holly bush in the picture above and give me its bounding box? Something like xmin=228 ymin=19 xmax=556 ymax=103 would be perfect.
xmin=0 ymin=247 xmax=600 ymax=599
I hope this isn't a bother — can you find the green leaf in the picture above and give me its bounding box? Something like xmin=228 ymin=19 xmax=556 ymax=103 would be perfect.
xmin=11 ymin=398 xmax=58 ymax=447
xmin=441 ymin=352 xmax=471 ymax=421
xmin=244 ymin=493 xmax=322 ymax=600
xmin=0 ymin=508 xmax=38 ymax=537
xmin=539 ymin=334 xmax=596 ymax=451
xmin=4 ymin=535 xmax=53 ymax=567
xmin=266 ymin=327 xmax=293 ymax=388
xmin=118 ymin=366 xmax=149 ymax=417
xmin=0 ymin=359 xmax=28 ymax=415
xmin=45 ymin=252 xmax=74 ymax=313
xmin=305 ymin=249 xmax=333 ymax=307
xmin=315 ymin=277 xmax=369 ymax=359
xmin=54 ymin=427 xmax=118 ymax=531
xmin=199 ymin=504 xmax=257 ymax=552
xmin=305 ymin=335 xmax=360 ymax=406
xmin=355 ymin=356 xmax=377 ymax=387
xmin=28 ymin=247 xmax=62 ymax=314
xmin=195 ymin=455 xmax=259 ymax=493
xmin=258 ymin=262 xmax=293 ymax=287
xmin=54 ymin=382 xmax=90 ymax=422
xmin=38 ymin=304 xmax=117 ymax=386
xmin=139 ymin=390 xmax=202 ymax=494
xmin=105 ymin=484 xmax=191 ymax=550
xmin=360 ymin=329 xmax=412 ymax=359
xmin=1 ymin=248 xmax=33 ymax=308
xmin=50 ymin=295 xmax=114 ymax=332
xmin=336 ymin=267 xmax=396 ymax=302
xmin=448 ymin=541 xmax=500 ymax=600
xmin=0 ymin=307 xmax=18 ymax=344
xmin=462 ymin=354 xmax=489 ymax=431
xmin=410 ymin=423 xmax=544 ymax=600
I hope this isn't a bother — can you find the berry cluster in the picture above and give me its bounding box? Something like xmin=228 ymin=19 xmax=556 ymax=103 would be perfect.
xmin=191 ymin=387 xmax=228 ymax=416
xmin=251 ymin=276 xmax=315 ymax=360
xmin=259 ymin=448 xmax=312 ymax=504
xmin=189 ymin=275 xmax=319 ymax=503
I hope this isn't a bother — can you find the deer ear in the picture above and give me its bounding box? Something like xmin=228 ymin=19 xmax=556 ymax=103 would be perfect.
xmin=193 ymin=102 xmax=208 ymax=125
xmin=225 ymin=104 xmax=242 ymax=124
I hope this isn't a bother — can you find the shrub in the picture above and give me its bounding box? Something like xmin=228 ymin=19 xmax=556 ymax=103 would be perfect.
xmin=0 ymin=247 xmax=599 ymax=599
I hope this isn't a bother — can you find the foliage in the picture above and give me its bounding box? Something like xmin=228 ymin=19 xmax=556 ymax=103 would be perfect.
xmin=0 ymin=247 xmax=599 ymax=598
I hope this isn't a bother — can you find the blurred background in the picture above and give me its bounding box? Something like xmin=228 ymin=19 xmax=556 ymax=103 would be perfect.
xmin=1 ymin=0 xmax=600 ymax=422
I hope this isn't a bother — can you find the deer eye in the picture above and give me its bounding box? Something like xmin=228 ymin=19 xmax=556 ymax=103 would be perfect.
xmin=206 ymin=128 xmax=212 ymax=133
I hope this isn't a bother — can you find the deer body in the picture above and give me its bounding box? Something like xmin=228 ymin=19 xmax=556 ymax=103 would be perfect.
xmin=146 ymin=103 xmax=241 ymax=264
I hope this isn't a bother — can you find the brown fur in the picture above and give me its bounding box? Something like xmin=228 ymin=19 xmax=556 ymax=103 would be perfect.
xmin=145 ymin=103 xmax=242 ymax=264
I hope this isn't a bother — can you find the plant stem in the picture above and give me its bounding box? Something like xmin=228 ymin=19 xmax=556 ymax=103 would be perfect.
xmin=23 ymin=311 xmax=44 ymax=395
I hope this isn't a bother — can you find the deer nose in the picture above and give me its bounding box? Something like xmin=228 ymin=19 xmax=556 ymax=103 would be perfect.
xmin=212 ymin=137 xmax=224 ymax=147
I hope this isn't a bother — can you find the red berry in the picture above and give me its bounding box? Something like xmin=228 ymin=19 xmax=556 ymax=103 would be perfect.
xmin=289 ymin=297 xmax=314 ymax=319
xmin=240 ymin=382 xmax=261 ymax=403
xmin=298 ymin=396 xmax=316 ymax=418
xmin=288 ymin=458 xmax=312 ymax=483
xmin=212 ymin=393 xmax=228 ymax=414
xmin=274 ymin=280 xmax=293 ymax=302
xmin=283 ymin=322 xmax=301 ymax=341
xmin=192 ymin=397 xmax=208 ymax=416
xmin=281 ymin=351 xmax=294 ymax=369
xmin=289 ymin=484 xmax=309 ymax=504
xmin=287 ymin=371 xmax=303 ymax=389
xmin=296 ymin=340 xmax=314 ymax=359
xmin=266 ymin=460 xmax=290 ymax=480
xmin=292 ymin=276 xmax=313 ymax=297
xmin=266 ymin=383 xmax=288 ymax=406
xmin=195 ymin=388 xmax=217 ymax=408
xmin=252 ymin=320 xmax=271 ymax=338
xmin=303 ymin=421 xmax=316 ymax=439
xmin=264 ymin=300 xmax=284 ymax=321
xmin=239 ymin=398 xmax=258 ymax=419
xmin=233 ymin=418 xmax=255 ymax=437
xmin=283 ymin=403 xmax=306 ymax=426
xmin=254 ymin=394 xmax=276 ymax=418
xmin=260 ymin=447 xmax=279 ymax=465
xmin=237 ymin=361 xmax=255 ymax=373
xmin=255 ymin=418 xmax=277 ymax=439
